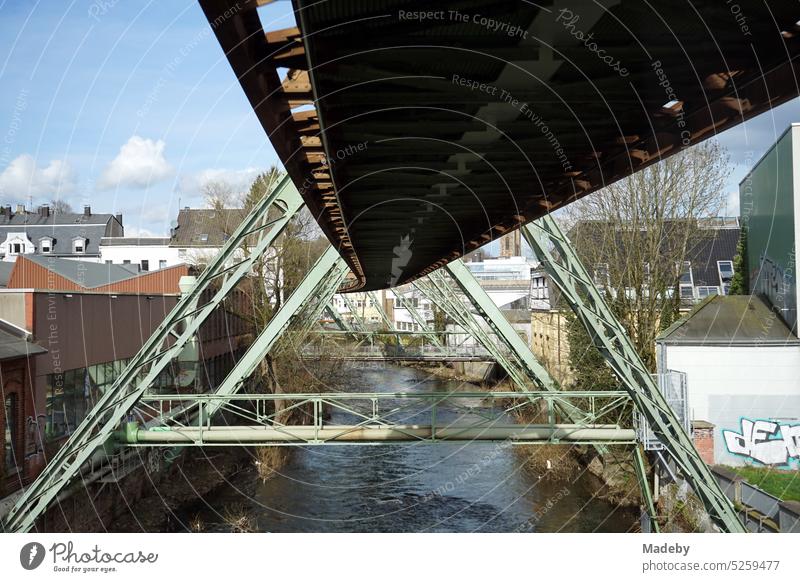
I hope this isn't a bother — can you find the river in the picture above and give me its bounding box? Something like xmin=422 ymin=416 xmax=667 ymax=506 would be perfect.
xmin=178 ymin=364 xmax=637 ymax=532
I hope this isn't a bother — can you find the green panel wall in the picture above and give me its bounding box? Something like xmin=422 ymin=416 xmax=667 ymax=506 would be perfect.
xmin=740 ymin=126 xmax=797 ymax=332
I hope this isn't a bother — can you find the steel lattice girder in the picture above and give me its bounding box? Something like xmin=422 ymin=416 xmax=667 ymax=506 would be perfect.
xmin=521 ymin=216 xmax=744 ymax=533
xmin=2 ymin=175 xmax=307 ymax=533
xmin=124 ymin=390 xmax=634 ymax=446
xmin=200 ymin=246 xmax=348 ymax=420
xmin=393 ymin=293 xmax=442 ymax=346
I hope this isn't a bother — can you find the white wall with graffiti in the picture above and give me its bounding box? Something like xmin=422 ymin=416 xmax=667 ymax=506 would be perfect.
xmin=659 ymin=343 xmax=800 ymax=468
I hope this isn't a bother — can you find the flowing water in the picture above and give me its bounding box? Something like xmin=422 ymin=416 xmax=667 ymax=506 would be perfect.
xmin=179 ymin=364 xmax=637 ymax=532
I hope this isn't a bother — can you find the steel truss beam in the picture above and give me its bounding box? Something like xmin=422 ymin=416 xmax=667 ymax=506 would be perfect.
xmin=300 ymin=330 xmax=493 ymax=362
xmin=125 ymin=390 xmax=634 ymax=446
xmin=521 ymin=216 xmax=744 ymax=533
xmin=2 ymin=175 xmax=311 ymax=533
xmin=324 ymin=304 xmax=351 ymax=332
xmin=415 ymin=263 xmax=586 ymax=424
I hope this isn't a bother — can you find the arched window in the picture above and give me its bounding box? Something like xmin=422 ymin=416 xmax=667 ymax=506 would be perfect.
xmin=39 ymin=237 xmax=53 ymax=254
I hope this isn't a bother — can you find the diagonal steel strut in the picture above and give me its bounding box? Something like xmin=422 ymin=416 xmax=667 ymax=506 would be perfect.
xmin=521 ymin=215 xmax=744 ymax=532
xmin=3 ymin=175 xmax=307 ymax=533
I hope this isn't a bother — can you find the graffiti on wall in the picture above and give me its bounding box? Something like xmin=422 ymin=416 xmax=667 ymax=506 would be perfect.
xmin=723 ymin=418 xmax=800 ymax=466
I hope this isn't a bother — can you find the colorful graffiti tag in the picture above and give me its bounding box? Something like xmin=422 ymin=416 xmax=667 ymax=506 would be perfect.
xmin=723 ymin=418 xmax=800 ymax=466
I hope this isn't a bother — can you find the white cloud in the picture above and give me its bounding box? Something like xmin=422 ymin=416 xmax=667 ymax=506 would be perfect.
xmin=97 ymin=136 xmax=173 ymax=190
xmin=0 ymin=154 xmax=75 ymax=198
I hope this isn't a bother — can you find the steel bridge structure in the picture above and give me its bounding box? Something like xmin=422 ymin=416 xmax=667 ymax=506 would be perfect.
xmin=6 ymin=0 xmax=796 ymax=533
xmin=300 ymin=330 xmax=496 ymax=362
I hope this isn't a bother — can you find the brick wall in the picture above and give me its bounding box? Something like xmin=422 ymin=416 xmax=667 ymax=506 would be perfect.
xmin=692 ymin=420 xmax=716 ymax=465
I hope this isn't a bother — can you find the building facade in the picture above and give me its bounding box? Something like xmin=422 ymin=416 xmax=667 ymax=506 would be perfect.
xmin=0 ymin=205 xmax=123 ymax=263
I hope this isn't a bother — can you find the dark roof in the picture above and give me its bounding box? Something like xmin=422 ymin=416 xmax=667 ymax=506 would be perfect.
xmin=24 ymin=255 xmax=141 ymax=289
xmin=568 ymin=220 xmax=740 ymax=289
xmin=100 ymin=237 xmax=171 ymax=246
xmin=0 ymin=319 xmax=47 ymax=360
xmin=0 ymin=262 xmax=14 ymax=287
xmin=170 ymin=208 xmax=244 ymax=247
xmin=686 ymin=228 xmax=739 ymax=288
xmin=0 ymin=211 xmax=116 ymax=227
xmin=0 ymin=211 xmax=122 ymax=256
xmin=657 ymin=295 xmax=800 ymax=346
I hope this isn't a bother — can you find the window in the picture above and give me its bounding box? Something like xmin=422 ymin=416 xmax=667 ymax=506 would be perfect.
xmin=4 ymin=393 xmax=17 ymax=471
xmin=159 ymin=260 xmax=167 ymax=270
xmin=717 ymin=260 xmax=735 ymax=294
xmin=11 ymin=243 xmax=21 ymax=254
xmin=123 ymin=260 xmax=131 ymax=265
xmin=40 ymin=238 xmax=52 ymax=253
xmin=47 ymin=369 xmax=91 ymax=438
xmin=141 ymin=260 xmax=149 ymax=272
xmin=73 ymin=238 xmax=85 ymax=254
xmin=677 ymin=261 xmax=694 ymax=301
xmin=697 ymin=286 xmax=720 ymax=299
xmin=192 ymin=234 xmax=209 ymax=243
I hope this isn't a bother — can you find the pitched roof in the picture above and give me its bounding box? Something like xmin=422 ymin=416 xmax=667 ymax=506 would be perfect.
xmin=0 ymin=211 xmax=116 ymax=227
xmin=0 ymin=319 xmax=47 ymax=360
xmin=0 ymin=211 xmax=122 ymax=256
xmin=657 ymin=295 xmax=800 ymax=346
xmin=568 ymin=219 xmax=740 ymax=289
xmin=170 ymin=208 xmax=244 ymax=247
xmin=22 ymin=255 xmax=140 ymax=288
xmin=685 ymin=227 xmax=740 ymax=288
xmin=7 ymin=255 xmax=188 ymax=294
xmin=0 ymin=262 xmax=14 ymax=287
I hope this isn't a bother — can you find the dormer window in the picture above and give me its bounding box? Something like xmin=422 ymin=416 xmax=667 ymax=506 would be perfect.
xmin=73 ymin=237 xmax=86 ymax=254
xmin=40 ymin=237 xmax=53 ymax=254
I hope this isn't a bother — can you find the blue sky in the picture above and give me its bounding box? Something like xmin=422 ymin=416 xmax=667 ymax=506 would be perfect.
xmin=0 ymin=0 xmax=297 ymax=236
xmin=0 ymin=1 xmax=797 ymax=237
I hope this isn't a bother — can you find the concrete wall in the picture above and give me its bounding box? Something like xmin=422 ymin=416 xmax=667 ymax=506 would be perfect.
xmin=661 ymin=344 xmax=800 ymax=467
xmin=0 ymin=291 xmax=28 ymax=329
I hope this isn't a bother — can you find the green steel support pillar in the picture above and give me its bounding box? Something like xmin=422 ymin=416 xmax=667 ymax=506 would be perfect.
xmin=3 ymin=175 xmax=307 ymax=533
xmin=202 ymin=246 xmax=348 ymax=419
xmin=416 ymin=263 xmax=586 ymax=424
xmin=341 ymin=294 xmax=367 ymax=332
xmin=633 ymin=445 xmax=660 ymax=533
xmin=521 ymin=215 xmax=744 ymax=532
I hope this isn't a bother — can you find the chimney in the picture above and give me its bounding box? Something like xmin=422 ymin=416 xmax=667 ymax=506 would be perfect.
xmin=39 ymin=205 xmax=50 ymax=217
xmin=115 ymin=213 xmax=123 ymax=226
xmin=16 ymin=204 xmax=25 ymax=214
xmin=3 ymin=205 xmax=10 ymax=218
xmin=83 ymin=205 xmax=91 ymax=216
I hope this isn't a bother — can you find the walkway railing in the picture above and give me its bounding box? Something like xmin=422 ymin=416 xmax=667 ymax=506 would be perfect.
xmin=122 ymin=390 xmax=634 ymax=446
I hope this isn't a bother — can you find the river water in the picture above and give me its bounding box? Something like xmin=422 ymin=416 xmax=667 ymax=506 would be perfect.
xmin=179 ymin=364 xmax=637 ymax=532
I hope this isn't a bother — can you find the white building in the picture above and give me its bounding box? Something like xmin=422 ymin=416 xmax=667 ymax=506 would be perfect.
xmin=465 ymin=255 xmax=533 ymax=309
xmin=99 ymin=237 xmax=180 ymax=272
xmin=657 ymin=295 xmax=800 ymax=467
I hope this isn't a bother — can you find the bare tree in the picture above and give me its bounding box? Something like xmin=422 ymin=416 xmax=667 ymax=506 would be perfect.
xmin=562 ymin=140 xmax=731 ymax=378
xmin=49 ymin=199 xmax=74 ymax=214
